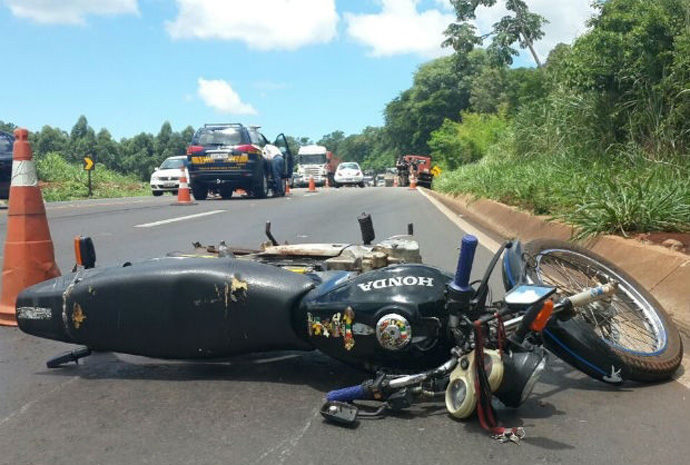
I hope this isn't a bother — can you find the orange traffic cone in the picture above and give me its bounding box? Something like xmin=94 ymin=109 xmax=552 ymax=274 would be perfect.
xmin=409 ymin=176 xmax=417 ymax=190
xmin=394 ymin=177 xmax=399 ymax=187
xmin=285 ymin=179 xmax=291 ymax=196
xmin=173 ymin=167 xmax=196 ymax=205
xmin=0 ymin=128 xmax=61 ymax=326
xmin=308 ymin=176 xmax=316 ymax=192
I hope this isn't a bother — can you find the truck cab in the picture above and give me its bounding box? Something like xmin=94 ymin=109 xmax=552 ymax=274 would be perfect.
xmin=294 ymin=145 xmax=329 ymax=187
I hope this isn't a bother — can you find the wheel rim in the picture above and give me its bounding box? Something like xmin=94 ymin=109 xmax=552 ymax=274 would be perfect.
xmin=529 ymin=248 xmax=667 ymax=355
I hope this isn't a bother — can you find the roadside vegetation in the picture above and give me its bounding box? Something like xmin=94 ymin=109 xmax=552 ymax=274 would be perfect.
xmin=36 ymin=152 xmax=148 ymax=202
xmin=2 ymin=0 xmax=688 ymax=237
xmin=431 ymin=0 xmax=690 ymax=238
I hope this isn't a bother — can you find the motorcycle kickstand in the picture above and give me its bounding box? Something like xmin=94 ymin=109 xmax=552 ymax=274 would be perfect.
xmin=46 ymin=346 xmax=93 ymax=368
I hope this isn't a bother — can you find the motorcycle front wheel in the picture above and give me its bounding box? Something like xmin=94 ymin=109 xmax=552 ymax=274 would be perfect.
xmin=523 ymin=239 xmax=683 ymax=382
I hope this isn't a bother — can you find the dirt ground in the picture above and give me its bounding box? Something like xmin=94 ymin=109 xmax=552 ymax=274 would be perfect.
xmin=632 ymin=232 xmax=690 ymax=255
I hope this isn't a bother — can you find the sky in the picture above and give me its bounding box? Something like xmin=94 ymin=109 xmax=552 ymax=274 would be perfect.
xmin=0 ymin=0 xmax=597 ymax=143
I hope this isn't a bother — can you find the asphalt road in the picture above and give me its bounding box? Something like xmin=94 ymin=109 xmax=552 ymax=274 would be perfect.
xmin=0 ymin=187 xmax=688 ymax=465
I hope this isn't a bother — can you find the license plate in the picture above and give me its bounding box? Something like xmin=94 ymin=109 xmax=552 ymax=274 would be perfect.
xmin=211 ymin=153 xmax=228 ymax=160
xmin=164 ymin=182 xmax=176 ymax=187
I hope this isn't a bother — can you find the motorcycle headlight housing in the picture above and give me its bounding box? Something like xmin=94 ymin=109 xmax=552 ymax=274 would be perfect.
xmin=495 ymin=350 xmax=547 ymax=408
xmin=445 ymin=373 xmax=477 ymax=419
xmin=483 ymin=349 xmax=504 ymax=392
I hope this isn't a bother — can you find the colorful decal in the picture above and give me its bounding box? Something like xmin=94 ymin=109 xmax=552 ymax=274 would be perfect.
xmin=307 ymin=306 xmax=358 ymax=351
xmin=191 ymin=156 xmax=212 ymax=164
xmin=72 ymin=304 xmax=86 ymax=329
xmin=343 ymin=307 xmax=355 ymax=351
xmin=357 ymin=276 xmax=434 ymax=292
xmin=191 ymin=154 xmax=249 ymax=164
xmin=376 ymin=314 xmax=411 ymax=351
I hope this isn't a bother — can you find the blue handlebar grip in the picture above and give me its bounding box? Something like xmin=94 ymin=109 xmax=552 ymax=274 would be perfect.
xmin=451 ymin=235 xmax=478 ymax=292
xmin=326 ymin=385 xmax=368 ymax=402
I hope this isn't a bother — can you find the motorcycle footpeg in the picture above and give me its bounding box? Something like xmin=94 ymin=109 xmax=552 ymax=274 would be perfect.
xmin=320 ymin=401 xmax=359 ymax=426
xmin=46 ymin=347 xmax=92 ymax=368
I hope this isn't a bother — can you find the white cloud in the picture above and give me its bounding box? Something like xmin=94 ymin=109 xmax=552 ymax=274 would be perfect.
xmin=345 ymin=0 xmax=455 ymax=58
xmin=166 ymin=0 xmax=338 ymax=51
xmin=4 ymin=0 xmax=138 ymax=25
xmin=472 ymin=0 xmax=597 ymax=63
xmin=531 ymin=0 xmax=597 ymax=58
xmin=253 ymin=80 xmax=288 ymax=99
xmin=253 ymin=81 xmax=287 ymax=92
xmin=197 ymin=78 xmax=257 ymax=115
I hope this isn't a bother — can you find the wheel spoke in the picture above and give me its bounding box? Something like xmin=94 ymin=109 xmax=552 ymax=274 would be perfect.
xmin=532 ymin=250 xmax=664 ymax=354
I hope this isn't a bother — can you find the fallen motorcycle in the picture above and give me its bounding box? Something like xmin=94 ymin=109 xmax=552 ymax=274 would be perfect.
xmin=15 ymin=216 xmax=683 ymax=440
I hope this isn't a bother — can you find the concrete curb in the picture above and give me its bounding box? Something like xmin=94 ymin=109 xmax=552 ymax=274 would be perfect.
xmin=424 ymin=189 xmax=690 ymax=335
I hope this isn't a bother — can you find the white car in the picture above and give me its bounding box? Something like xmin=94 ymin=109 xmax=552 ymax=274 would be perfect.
xmin=333 ymin=162 xmax=365 ymax=188
xmin=150 ymin=156 xmax=188 ymax=196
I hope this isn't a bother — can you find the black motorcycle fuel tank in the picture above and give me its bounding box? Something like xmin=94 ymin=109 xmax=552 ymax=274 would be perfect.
xmin=16 ymin=257 xmax=316 ymax=359
xmin=299 ymin=264 xmax=453 ymax=371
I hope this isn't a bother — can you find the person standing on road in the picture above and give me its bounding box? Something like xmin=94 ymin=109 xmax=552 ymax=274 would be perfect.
xmin=263 ymin=144 xmax=285 ymax=197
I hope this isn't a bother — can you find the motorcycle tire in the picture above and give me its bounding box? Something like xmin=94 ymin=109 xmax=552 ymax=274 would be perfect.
xmin=523 ymin=239 xmax=682 ymax=382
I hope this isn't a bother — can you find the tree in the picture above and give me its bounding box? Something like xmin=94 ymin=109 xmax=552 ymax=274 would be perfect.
xmin=68 ymin=115 xmax=97 ymax=164
xmin=32 ymin=125 xmax=69 ymax=160
xmin=284 ymin=135 xmax=315 ymax=158
xmin=95 ymin=129 xmax=120 ymax=171
xmin=384 ymin=55 xmax=481 ymax=154
xmin=0 ymin=121 xmax=17 ymax=133
xmin=181 ymin=125 xmax=195 ymax=145
xmin=317 ymin=130 xmax=345 ymax=155
xmin=469 ymin=66 xmax=507 ymax=113
xmin=155 ymin=121 xmax=174 ymax=160
xmin=429 ymin=112 xmax=507 ymax=169
xmin=562 ymin=0 xmax=690 ymax=153
xmin=121 ymin=132 xmax=156 ymax=180
xmin=443 ymin=0 xmax=547 ymax=67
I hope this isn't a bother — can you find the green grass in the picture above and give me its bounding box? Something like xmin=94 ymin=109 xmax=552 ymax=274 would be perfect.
xmin=435 ymin=140 xmax=690 ymax=238
xmin=36 ymin=152 xmax=149 ymax=202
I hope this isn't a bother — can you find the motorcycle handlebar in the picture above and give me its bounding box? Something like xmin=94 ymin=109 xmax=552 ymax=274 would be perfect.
xmin=451 ymin=235 xmax=478 ymax=293
xmin=326 ymin=385 xmax=369 ymax=402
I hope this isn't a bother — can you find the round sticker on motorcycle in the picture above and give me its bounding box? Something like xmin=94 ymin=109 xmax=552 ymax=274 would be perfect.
xmin=376 ymin=314 xmax=411 ymax=351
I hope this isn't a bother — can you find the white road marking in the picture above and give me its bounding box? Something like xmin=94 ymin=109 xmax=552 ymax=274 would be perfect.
xmin=0 ymin=377 xmax=78 ymax=429
xmin=418 ymin=189 xmax=501 ymax=253
xmin=252 ymin=408 xmax=317 ymax=464
xmin=251 ymin=354 xmax=301 ymax=364
xmin=135 ymin=210 xmax=225 ymax=228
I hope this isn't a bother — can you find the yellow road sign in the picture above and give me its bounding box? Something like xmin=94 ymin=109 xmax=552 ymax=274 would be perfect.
xmin=83 ymin=156 xmax=94 ymax=171
xmin=430 ymin=166 xmax=442 ymax=176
